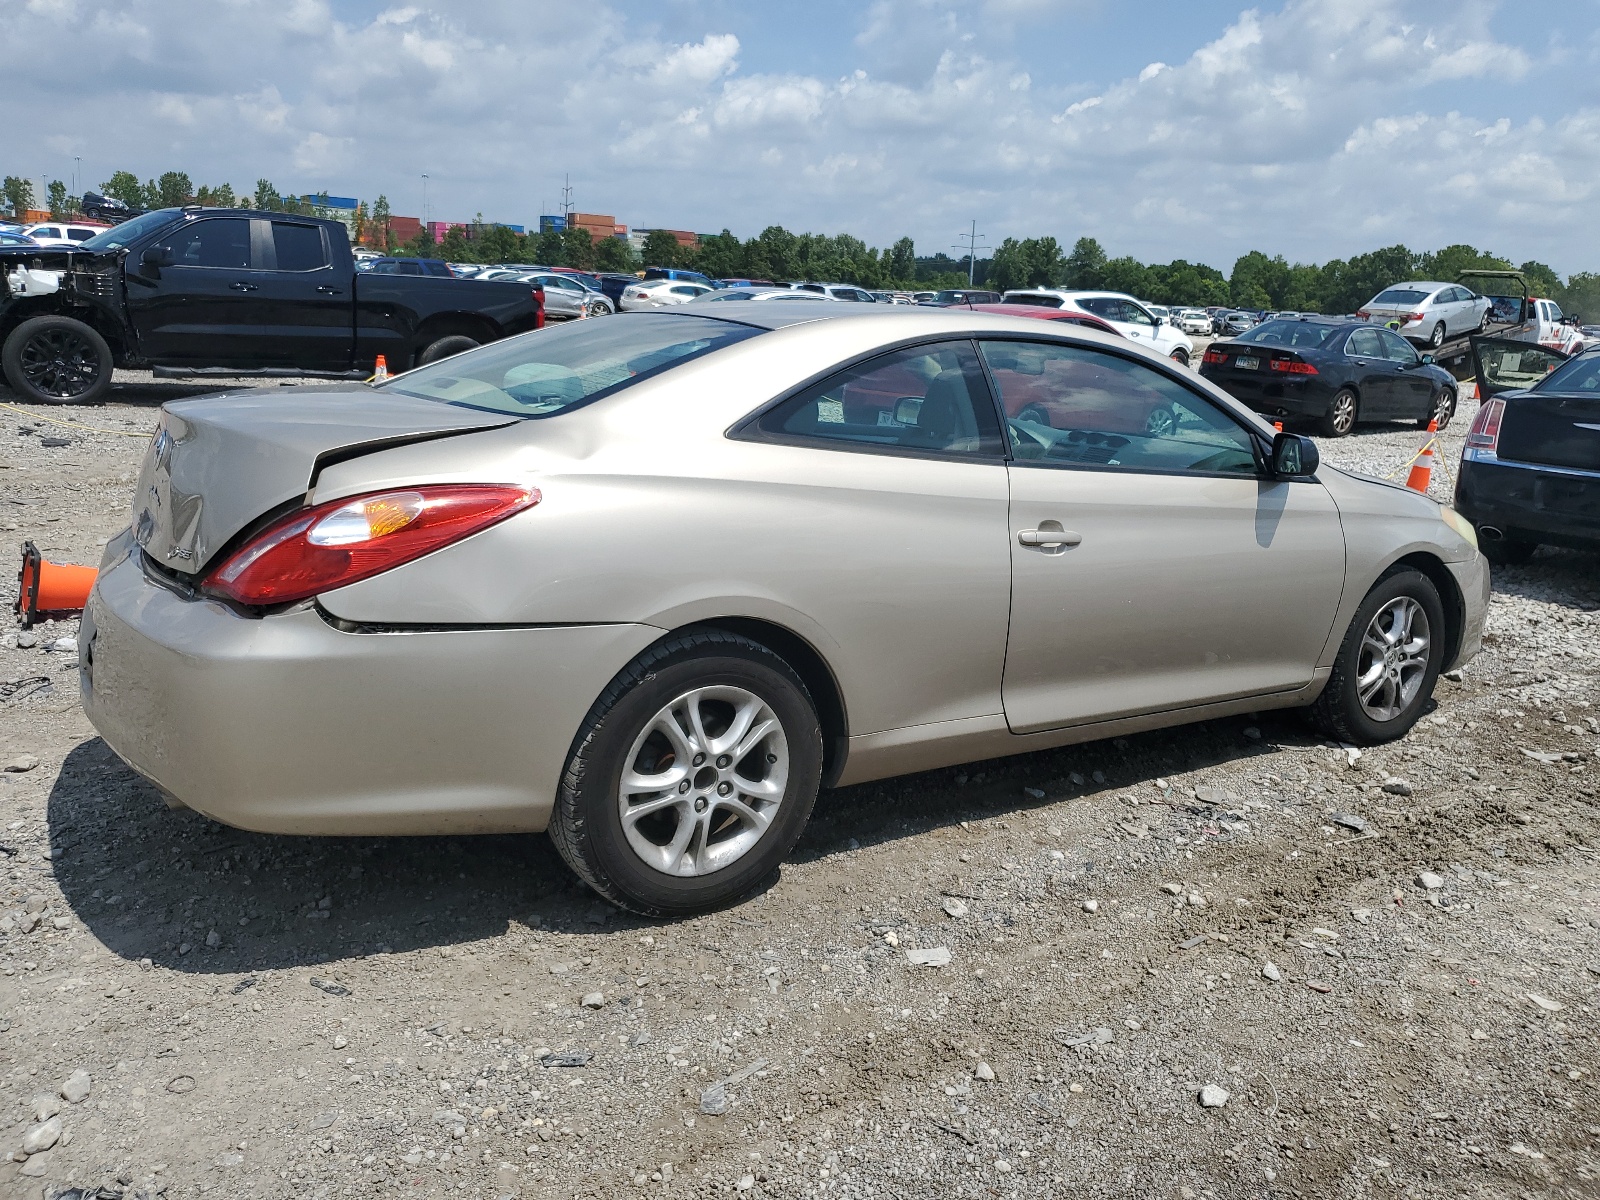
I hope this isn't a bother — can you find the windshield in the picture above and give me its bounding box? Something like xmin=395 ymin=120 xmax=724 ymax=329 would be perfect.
xmin=1538 ymin=352 xmax=1600 ymax=393
xmin=383 ymin=312 xmax=761 ymax=417
xmin=78 ymin=210 xmax=180 ymax=252
xmin=1236 ymin=320 xmax=1340 ymax=349
xmin=1372 ymin=288 xmax=1430 ymax=306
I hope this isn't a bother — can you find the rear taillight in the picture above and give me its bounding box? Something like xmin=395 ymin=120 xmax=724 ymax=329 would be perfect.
xmin=1354 ymin=310 xmax=1369 ymax=320
xmin=1202 ymin=348 xmax=1227 ymax=365
xmin=1270 ymin=358 xmax=1318 ymax=375
xmin=1404 ymin=313 xmax=1424 ymax=322
xmin=1465 ymin=397 xmax=1505 ymax=452
xmin=202 ymin=485 xmax=539 ymax=606
xmin=532 ymin=285 xmax=546 ymax=330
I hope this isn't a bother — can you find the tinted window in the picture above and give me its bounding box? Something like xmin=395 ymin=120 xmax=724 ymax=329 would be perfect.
xmin=1538 ymin=352 xmax=1600 ymax=393
xmin=385 ymin=313 xmax=759 ymax=417
xmin=1237 ymin=321 xmax=1339 ymax=349
xmin=1376 ymin=329 xmax=1418 ymax=363
xmin=1548 ymin=301 xmax=1565 ymax=321
xmin=1076 ymin=297 xmax=1116 ymax=319
xmin=759 ymin=341 xmax=1003 ymax=459
xmin=980 ymin=341 xmax=1258 ymax=475
xmin=271 ymin=222 xmax=328 ymax=271
xmin=67 ymin=228 xmax=94 ymax=241
xmin=1347 ymin=328 xmax=1382 ymax=358
xmin=1373 ymin=289 xmax=1429 ymax=305
xmin=1005 ymin=294 xmax=1064 ymax=308
xmin=174 ymin=218 xmax=252 ymax=268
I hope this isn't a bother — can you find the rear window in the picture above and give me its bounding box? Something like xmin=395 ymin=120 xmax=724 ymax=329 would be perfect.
xmin=383 ymin=312 xmax=761 ymax=418
xmin=1537 ymin=352 xmax=1600 ymax=393
xmin=1004 ymin=294 xmax=1063 ymax=308
xmin=1236 ymin=320 xmax=1340 ymax=349
xmin=1372 ymin=289 xmax=1430 ymax=305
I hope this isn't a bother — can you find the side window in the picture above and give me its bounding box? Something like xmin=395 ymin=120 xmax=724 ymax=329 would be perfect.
xmin=980 ymin=340 xmax=1259 ymax=475
xmin=271 ymin=222 xmax=329 ymax=271
xmin=400 ymin=262 xmax=422 ymax=275
xmin=1548 ymin=302 xmax=1564 ymax=322
xmin=757 ymin=341 xmax=1003 ymax=459
xmin=173 ymin=218 xmax=252 ymax=268
xmin=1347 ymin=328 xmax=1382 ymax=358
xmin=1119 ymin=301 xmax=1155 ymax=326
xmin=1076 ymin=297 xmax=1115 ymax=319
xmin=67 ymin=228 xmax=94 ymax=241
xmin=1377 ymin=329 xmax=1418 ymax=363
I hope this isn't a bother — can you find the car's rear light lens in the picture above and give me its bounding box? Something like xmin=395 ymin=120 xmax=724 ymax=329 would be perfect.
xmin=1354 ymin=310 xmax=1369 ymax=319
xmin=1202 ymin=348 xmax=1227 ymax=365
xmin=203 ymin=485 xmax=539 ymax=606
xmin=1270 ymin=358 xmax=1318 ymax=375
xmin=532 ymin=285 xmax=546 ymax=330
xmin=1404 ymin=313 xmax=1424 ymax=322
xmin=1465 ymin=397 xmax=1505 ymax=451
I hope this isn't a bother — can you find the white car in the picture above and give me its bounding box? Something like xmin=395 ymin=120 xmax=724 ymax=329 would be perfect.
xmin=792 ymin=283 xmax=879 ymax=303
xmin=1175 ymin=308 xmax=1212 ymax=335
xmin=1002 ymin=290 xmax=1196 ymax=365
xmin=619 ymin=280 xmax=715 ymax=311
xmin=691 ymin=287 xmax=835 ymax=304
xmin=22 ymin=222 xmax=105 ymax=248
xmin=1356 ymin=282 xmax=1492 ymax=349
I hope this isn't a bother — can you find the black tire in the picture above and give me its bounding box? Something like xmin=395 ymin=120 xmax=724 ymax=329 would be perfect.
xmin=1418 ymin=386 xmax=1456 ymax=430
xmin=1169 ymin=347 xmax=1190 ymax=367
xmin=416 ymin=334 xmax=480 ymax=365
xmin=1481 ymin=536 xmax=1537 ymax=566
xmin=1319 ymin=387 xmax=1358 ymax=437
xmin=1478 ymin=310 xmax=1491 ymax=333
xmin=1 ymin=315 xmax=113 ymax=405
xmin=1428 ymin=322 xmax=1445 ymax=349
xmin=1308 ymin=566 xmax=1446 ymax=745
xmin=548 ymin=629 xmax=824 ymax=917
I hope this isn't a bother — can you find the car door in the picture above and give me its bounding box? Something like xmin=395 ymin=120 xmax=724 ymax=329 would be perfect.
xmin=532 ymin=274 xmax=583 ymax=318
xmin=1471 ymin=337 xmax=1570 ymax=398
xmin=1377 ymin=328 xmax=1434 ymax=418
xmin=1343 ymin=327 xmax=1401 ymax=417
xmin=983 ymin=338 xmax=1345 ymax=733
xmin=245 ymin=219 xmax=353 ymax=371
xmin=123 ymin=215 xmax=263 ymax=366
xmin=738 ymin=339 xmax=1012 ymax=734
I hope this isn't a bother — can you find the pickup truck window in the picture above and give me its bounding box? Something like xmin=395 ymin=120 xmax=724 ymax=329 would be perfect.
xmin=383 ymin=312 xmax=760 ymax=418
xmin=174 ymin=218 xmax=252 ymax=269
xmin=271 ymin=222 xmax=329 ymax=271
xmin=78 ymin=210 xmax=180 ymax=252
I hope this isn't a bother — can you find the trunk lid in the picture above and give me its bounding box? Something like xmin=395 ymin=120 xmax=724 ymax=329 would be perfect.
xmin=1498 ymin=391 xmax=1600 ymax=472
xmin=132 ymin=387 xmax=516 ymax=576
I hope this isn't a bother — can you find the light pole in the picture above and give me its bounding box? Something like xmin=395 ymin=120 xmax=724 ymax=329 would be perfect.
xmin=422 ymin=174 xmax=429 ymax=230
xmin=73 ymin=157 xmax=80 ymax=199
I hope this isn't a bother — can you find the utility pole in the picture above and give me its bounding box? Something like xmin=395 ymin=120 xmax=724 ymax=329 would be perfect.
xmin=73 ymin=157 xmax=80 ymax=199
xmin=952 ymin=220 xmax=990 ymax=287
xmin=561 ymin=174 xmax=574 ymax=224
xmin=421 ymin=174 xmax=429 ymax=229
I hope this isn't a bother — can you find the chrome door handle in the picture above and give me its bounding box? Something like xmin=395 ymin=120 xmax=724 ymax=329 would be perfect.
xmin=1018 ymin=528 xmax=1082 ymax=547
xmin=229 ymin=282 xmax=258 ymax=291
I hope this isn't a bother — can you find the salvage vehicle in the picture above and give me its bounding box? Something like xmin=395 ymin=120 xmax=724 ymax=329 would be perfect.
xmin=1199 ymin=317 xmax=1459 ymax=437
xmin=82 ymin=308 xmax=1486 ymax=915
xmin=1356 ymin=281 xmax=1492 ymax=348
xmin=0 ymin=209 xmax=544 ymax=404
xmin=1455 ymin=336 xmax=1598 ymax=565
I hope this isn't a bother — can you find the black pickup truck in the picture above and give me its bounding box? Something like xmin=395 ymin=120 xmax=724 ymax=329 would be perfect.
xmin=0 ymin=208 xmax=544 ymax=404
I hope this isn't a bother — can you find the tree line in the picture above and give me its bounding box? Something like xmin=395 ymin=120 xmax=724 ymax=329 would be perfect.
xmin=5 ymin=166 xmax=1595 ymax=317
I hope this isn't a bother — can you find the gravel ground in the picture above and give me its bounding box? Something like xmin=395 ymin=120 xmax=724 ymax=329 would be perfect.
xmin=1 ymin=368 xmax=1597 ymax=1200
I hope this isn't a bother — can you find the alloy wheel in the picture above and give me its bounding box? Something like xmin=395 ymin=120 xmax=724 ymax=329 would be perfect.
xmin=1431 ymin=388 xmax=1455 ymax=428
xmin=1429 ymin=322 xmax=1445 ymax=348
xmin=1144 ymin=406 xmax=1177 ymax=437
xmin=18 ymin=327 xmax=99 ymax=399
xmin=1330 ymin=391 xmax=1356 ymax=435
xmin=617 ymin=685 xmax=789 ymax=877
xmin=1355 ymin=597 xmax=1430 ymax=722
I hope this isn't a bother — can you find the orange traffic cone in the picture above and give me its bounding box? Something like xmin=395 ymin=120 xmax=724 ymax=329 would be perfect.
xmin=373 ymin=354 xmax=389 ymax=383
xmin=1273 ymin=421 xmax=1284 ymax=431
xmin=1405 ymin=420 xmax=1438 ymax=492
xmin=15 ymin=541 xmax=97 ymax=628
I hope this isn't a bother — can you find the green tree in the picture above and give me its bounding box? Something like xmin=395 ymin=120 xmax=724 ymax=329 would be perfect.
xmin=1556 ymin=272 xmax=1600 ymax=322
xmin=693 ymin=230 xmax=744 ymax=279
xmin=561 ymin=227 xmax=599 ymax=271
xmin=1417 ymin=244 xmax=1510 ymax=282
xmin=748 ymin=226 xmax=799 ymax=281
xmin=593 ymin=234 xmax=637 ymax=274
xmin=152 ymin=170 xmax=192 ymax=207
xmin=3 ymin=176 xmax=35 ymax=217
xmin=1062 ymin=237 xmax=1107 ymax=289
xmin=988 ymin=236 xmax=1064 ymax=291
xmin=98 ymin=171 xmax=144 ymax=207
xmin=371 ymin=195 xmax=392 ymax=252
xmin=254 ymin=179 xmax=280 ymax=212
xmin=47 ymin=180 xmax=68 ymax=219
xmin=1518 ymin=260 xmax=1563 ymax=299
xmin=640 ymin=229 xmax=684 ymax=269
xmin=1314 ymin=245 xmax=1415 ymax=314
xmin=532 ymin=228 xmax=566 ymax=266
xmin=887 ymin=237 xmax=916 ymax=286
xmin=399 ymin=226 xmax=435 ymax=257
xmin=437 ymin=225 xmax=471 ymax=262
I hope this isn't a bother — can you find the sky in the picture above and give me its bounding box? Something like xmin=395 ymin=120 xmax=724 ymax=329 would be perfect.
xmin=5 ymin=0 xmax=1599 ymax=275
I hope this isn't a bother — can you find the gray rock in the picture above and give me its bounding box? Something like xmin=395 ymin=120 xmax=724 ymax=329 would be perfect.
xmin=941 ymin=897 xmax=969 ymax=919
xmin=1242 ymin=726 xmax=1262 ymax=740
xmin=974 ymin=1062 xmax=996 ymax=1082
xmin=1081 ymin=899 xmax=1099 ymax=913
xmin=51 ymin=637 xmax=77 ymax=654
xmin=1194 ymin=786 xmax=1229 ymax=805
xmin=1382 ymin=779 xmax=1413 ymax=796
xmin=18 ymin=1150 xmax=50 ymax=1177
xmin=1262 ymin=962 xmax=1282 ymax=982
xmin=581 ymin=991 xmax=606 ymax=1009
xmin=60 ymin=1069 xmax=91 ymax=1104
xmin=22 ymin=1115 xmax=62 ymax=1153
xmin=907 ymin=947 xmax=951 ymax=967
xmin=1091 ymin=770 xmax=1106 ymax=784
xmin=433 ymin=1108 xmax=467 ymax=1126
xmin=1416 ymin=872 xmax=1446 ymax=890
xmin=32 ymin=1093 xmax=62 ymax=1121
xmin=205 ymin=929 xmax=222 ymax=947
xmin=16 ymin=631 xmax=38 ymax=649
xmin=5 ymin=754 xmax=39 ymax=773
xmin=23 ymin=894 xmax=46 ymax=914
xmin=1330 ymin=812 xmax=1369 ymax=833
xmin=1023 ymin=786 xmax=1046 ymax=799
xmin=1198 ymin=1084 xmax=1230 ymax=1108
xmin=699 ymin=1082 xmax=728 ymax=1115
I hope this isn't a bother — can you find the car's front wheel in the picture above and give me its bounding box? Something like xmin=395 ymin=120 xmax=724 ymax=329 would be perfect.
xmin=1169 ymin=346 xmax=1190 ymax=367
xmin=549 ymin=629 xmax=823 ymax=916
xmin=1308 ymin=566 xmax=1446 ymax=744
xmin=1419 ymin=386 xmax=1456 ymax=430
xmin=1320 ymin=387 xmax=1358 ymax=437
xmin=2 ymin=315 xmax=114 ymax=405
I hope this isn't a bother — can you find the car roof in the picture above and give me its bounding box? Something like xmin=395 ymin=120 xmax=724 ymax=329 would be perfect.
xmin=1383 ymin=281 xmax=1451 ymax=291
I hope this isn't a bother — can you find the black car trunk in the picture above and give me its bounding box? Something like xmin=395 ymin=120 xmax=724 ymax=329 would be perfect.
xmin=1498 ymin=392 xmax=1600 ymax=472
xmin=132 ymin=387 xmax=516 ymax=577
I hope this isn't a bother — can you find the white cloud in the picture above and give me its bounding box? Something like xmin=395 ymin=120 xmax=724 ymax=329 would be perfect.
xmin=0 ymin=0 xmax=1591 ymax=273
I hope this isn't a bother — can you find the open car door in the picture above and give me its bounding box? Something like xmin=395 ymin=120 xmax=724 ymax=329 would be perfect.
xmin=1469 ymin=335 xmax=1571 ymax=399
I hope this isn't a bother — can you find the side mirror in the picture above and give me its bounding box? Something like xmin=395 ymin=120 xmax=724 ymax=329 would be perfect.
xmin=893 ymin=397 xmax=923 ymax=426
xmin=1271 ymin=431 xmax=1319 ymax=478
xmin=1420 ymin=354 xmax=1435 ymax=365
xmin=140 ymin=245 xmax=173 ymax=270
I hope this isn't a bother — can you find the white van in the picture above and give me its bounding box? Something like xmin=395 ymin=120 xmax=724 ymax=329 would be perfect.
xmin=1001 ymin=289 xmax=1196 ymax=365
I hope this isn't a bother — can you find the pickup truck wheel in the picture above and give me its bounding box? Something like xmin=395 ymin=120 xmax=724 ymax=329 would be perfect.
xmin=2 ymin=315 xmax=114 ymax=405
xmin=417 ymin=334 xmax=480 ymax=365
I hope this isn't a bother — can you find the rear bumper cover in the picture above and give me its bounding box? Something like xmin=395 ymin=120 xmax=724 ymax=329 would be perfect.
xmin=1198 ymin=370 xmax=1333 ymax=419
xmin=1455 ymin=452 xmax=1600 ymax=550
xmin=80 ymin=531 xmax=660 ymax=835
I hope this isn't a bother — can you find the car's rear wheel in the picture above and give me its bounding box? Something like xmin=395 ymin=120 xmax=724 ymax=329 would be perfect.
xmin=1320 ymin=387 xmax=1358 ymax=437
xmin=1419 ymin=386 xmax=1456 ymax=430
xmin=417 ymin=334 xmax=480 ymax=365
xmin=1478 ymin=309 xmax=1491 ymax=333
xmin=1428 ymin=321 xmax=1446 ymax=349
xmin=2 ymin=315 xmax=113 ymax=405
xmin=1308 ymin=566 xmax=1445 ymax=744
xmin=548 ymin=629 xmax=823 ymax=917
xmin=1144 ymin=405 xmax=1177 ymax=437
xmin=1169 ymin=347 xmax=1190 ymax=367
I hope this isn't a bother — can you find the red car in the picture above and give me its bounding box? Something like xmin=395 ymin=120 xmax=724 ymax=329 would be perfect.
xmin=968 ymin=305 xmax=1177 ymax=436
